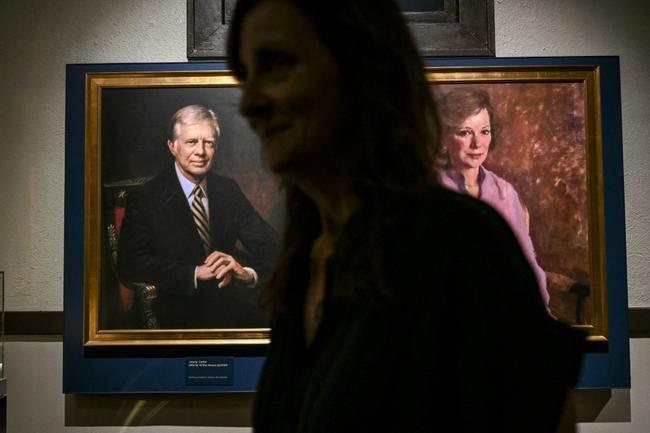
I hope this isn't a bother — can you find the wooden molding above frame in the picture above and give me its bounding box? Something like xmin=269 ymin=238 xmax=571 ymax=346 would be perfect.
xmin=187 ymin=0 xmax=495 ymax=60
xmin=405 ymin=0 xmax=495 ymax=56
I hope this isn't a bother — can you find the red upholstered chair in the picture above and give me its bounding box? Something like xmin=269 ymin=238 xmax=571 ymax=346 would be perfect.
xmin=104 ymin=179 xmax=159 ymax=329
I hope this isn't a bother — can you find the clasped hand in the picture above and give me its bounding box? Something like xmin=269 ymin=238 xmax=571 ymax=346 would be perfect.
xmin=196 ymin=251 xmax=253 ymax=288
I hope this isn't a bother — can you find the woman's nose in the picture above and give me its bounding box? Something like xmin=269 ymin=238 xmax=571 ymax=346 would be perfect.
xmin=240 ymin=78 xmax=272 ymax=122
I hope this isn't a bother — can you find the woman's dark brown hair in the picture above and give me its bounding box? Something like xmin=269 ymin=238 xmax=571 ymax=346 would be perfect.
xmin=228 ymin=0 xmax=442 ymax=312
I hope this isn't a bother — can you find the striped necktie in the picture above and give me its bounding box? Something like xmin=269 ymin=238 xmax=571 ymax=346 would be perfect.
xmin=191 ymin=185 xmax=210 ymax=256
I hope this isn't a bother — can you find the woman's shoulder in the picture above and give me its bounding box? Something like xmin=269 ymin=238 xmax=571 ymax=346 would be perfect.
xmin=396 ymin=185 xmax=515 ymax=234
xmin=481 ymin=166 xmax=520 ymax=197
xmin=379 ymin=186 xmax=525 ymax=276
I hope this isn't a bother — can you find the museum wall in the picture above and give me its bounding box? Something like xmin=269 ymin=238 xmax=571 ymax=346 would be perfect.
xmin=0 ymin=0 xmax=648 ymax=432
xmin=1 ymin=0 xmax=648 ymax=312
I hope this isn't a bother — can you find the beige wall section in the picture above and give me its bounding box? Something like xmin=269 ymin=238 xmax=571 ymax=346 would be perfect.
xmin=577 ymin=339 xmax=650 ymax=433
xmin=4 ymin=339 xmax=650 ymax=432
xmin=5 ymin=341 xmax=253 ymax=433
xmin=0 ymin=0 xmax=649 ymax=432
xmin=0 ymin=0 xmax=187 ymax=310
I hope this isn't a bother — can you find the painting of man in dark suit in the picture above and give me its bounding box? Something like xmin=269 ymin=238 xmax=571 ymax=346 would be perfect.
xmin=117 ymin=104 xmax=280 ymax=329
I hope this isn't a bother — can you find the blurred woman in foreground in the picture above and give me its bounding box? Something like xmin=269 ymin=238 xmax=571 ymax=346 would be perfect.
xmin=228 ymin=0 xmax=583 ymax=431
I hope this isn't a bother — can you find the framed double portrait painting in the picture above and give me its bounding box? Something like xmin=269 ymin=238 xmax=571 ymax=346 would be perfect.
xmin=64 ymin=57 xmax=628 ymax=393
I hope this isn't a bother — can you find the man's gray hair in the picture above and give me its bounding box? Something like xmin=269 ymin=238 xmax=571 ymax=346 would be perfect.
xmin=167 ymin=104 xmax=220 ymax=141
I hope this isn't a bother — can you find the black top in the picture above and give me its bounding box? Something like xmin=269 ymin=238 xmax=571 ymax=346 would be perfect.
xmin=253 ymin=187 xmax=584 ymax=433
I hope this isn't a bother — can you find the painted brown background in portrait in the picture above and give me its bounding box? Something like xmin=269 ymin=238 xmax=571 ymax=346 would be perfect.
xmin=433 ymin=82 xmax=590 ymax=322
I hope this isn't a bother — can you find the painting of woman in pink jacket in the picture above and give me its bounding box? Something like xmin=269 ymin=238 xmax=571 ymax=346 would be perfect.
xmin=437 ymin=87 xmax=550 ymax=306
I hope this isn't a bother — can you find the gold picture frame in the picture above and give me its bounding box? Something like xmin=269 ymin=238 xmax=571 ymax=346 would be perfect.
xmin=82 ymin=65 xmax=610 ymax=345
xmin=83 ymin=70 xmax=282 ymax=346
xmin=426 ymin=65 xmax=607 ymax=341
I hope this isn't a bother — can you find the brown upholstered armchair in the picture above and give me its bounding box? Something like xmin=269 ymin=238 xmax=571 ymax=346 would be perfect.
xmin=520 ymin=201 xmax=590 ymax=325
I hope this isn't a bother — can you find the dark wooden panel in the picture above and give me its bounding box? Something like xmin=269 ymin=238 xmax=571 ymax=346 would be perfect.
xmin=6 ymin=308 xmax=649 ymax=338
xmin=65 ymin=393 xmax=253 ymax=427
xmin=5 ymin=311 xmax=63 ymax=335
xmin=629 ymin=307 xmax=650 ymax=338
xmin=187 ymin=0 xmax=495 ymax=59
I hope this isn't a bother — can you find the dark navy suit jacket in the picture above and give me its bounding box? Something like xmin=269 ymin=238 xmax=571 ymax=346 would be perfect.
xmin=117 ymin=165 xmax=280 ymax=328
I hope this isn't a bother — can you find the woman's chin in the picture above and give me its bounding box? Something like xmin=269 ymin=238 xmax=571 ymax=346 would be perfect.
xmin=263 ymin=152 xmax=296 ymax=176
xmin=452 ymin=162 xmax=483 ymax=171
